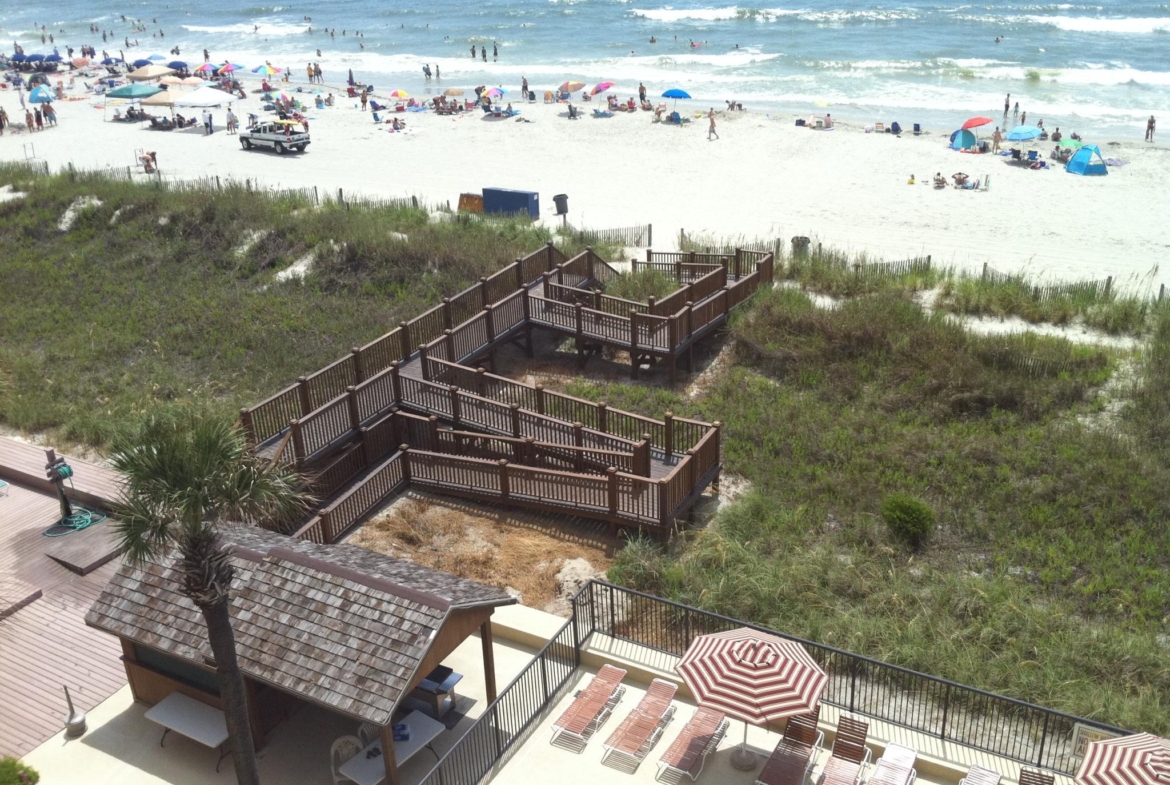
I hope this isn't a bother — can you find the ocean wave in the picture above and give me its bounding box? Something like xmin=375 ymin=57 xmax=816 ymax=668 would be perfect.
xmin=181 ymin=20 xmax=306 ymax=37
xmin=1024 ymin=15 xmax=1170 ymax=33
xmin=630 ymin=7 xmax=804 ymax=22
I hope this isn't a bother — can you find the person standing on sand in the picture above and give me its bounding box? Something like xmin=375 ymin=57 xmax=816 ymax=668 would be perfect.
xmin=226 ymin=108 xmax=237 ymax=134
xmin=471 ymin=45 xmax=476 ymax=58
xmin=360 ymin=90 xmax=368 ymax=111
xmin=1012 ymin=102 xmax=1019 ymax=125
xmin=25 ymin=109 xmax=34 ymax=131
xmin=708 ymin=108 xmax=718 ymax=140
xmin=1004 ymin=93 xmax=1010 ymax=119
xmin=521 ymin=75 xmax=528 ymax=97
xmin=482 ymin=47 xmax=487 ymax=62
xmin=493 ymin=43 xmax=498 ymax=60
xmin=34 ymin=108 xmax=43 ymax=131
xmin=1147 ymin=115 xmax=1156 ymax=142
xmin=992 ymin=126 xmax=1002 ymax=152
xmin=435 ymin=64 xmax=440 ymax=78
xmin=638 ymin=82 xmax=646 ymax=104
xmin=0 ymin=107 xmax=7 ymax=135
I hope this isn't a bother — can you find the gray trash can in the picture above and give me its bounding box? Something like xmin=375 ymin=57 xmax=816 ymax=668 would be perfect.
xmin=553 ymin=193 xmax=569 ymax=216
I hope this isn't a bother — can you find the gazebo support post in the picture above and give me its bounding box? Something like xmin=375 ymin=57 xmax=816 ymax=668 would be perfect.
xmin=380 ymin=723 xmax=401 ymax=785
xmin=481 ymin=620 xmax=498 ymax=703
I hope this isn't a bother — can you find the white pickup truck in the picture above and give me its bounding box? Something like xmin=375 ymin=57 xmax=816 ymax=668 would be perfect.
xmin=240 ymin=120 xmax=310 ymax=154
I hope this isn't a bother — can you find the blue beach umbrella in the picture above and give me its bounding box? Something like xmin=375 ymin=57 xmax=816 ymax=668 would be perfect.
xmin=28 ymin=85 xmax=54 ymax=103
xmin=10 ymin=52 xmax=26 ymax=62
xmin=100 ymin=56 xmax=121 ymax=65
xmin=45 ymin=53 xmax=62 ymax=62
xmin=167 ymin=60 xmax=187 ymax=70
xmin=662 ymin=88 xmax=691 ymax=99
xmin=26 ymin=53 xmax=45 ymax=62
xmin=148 ymin=53 xmax=165 ymax=61
xmin=1006 ymin=125 xmax=1042 ymax=142
xmin=132 ymin=58 xmax=151 ymax=68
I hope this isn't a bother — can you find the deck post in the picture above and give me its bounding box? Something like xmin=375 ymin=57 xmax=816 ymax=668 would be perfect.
xmin=735 ymin=247 xmax=743 ymax=278
xmin=594 ymin=288 xmax=602 ymax=311
xmin=345 ymin=386 xmax=360 ymax=431
xmin=685 ymin=302 xmax=694 ymax=338
xmin=658 ymin=478 xmax=670 ymax=529
xmin=557 ymin=264 xmax=565 ymax=287
xmin=586 ymin=246 xmax=595 ymax=281
xmin=721 ymin=256 xmax=729 ymax=281
xmin=668 ymin=313 xmax=678 ymax=351
xmin=479 ymin=276 xmax=490 ymax=309
xmin=535 ymin=384 xmax=546 ymax=414
xmin=607 ymin=467 xmax=619 ymax=516
xmin=521 ymin=287 xmax=532 ymax=321
xmin=542 ymin=271 xmax=551 ymax=298
xmin=597 ymin=402 xmax=608 ymax=433
xmin=573 ymin=423 xmax=584 ymax=471
xmin=418 ymin=344 xmax=430 ymax=380
xmin=685 ymin=449 xmax=696 ymax=491
xmin=238 ymin=408 xmax=257 ymax=445
xmin=351 ymin=347 xmax=365 ymax=384
xmin=296 ymin=376 xmax=312 ymax=416
xmin=510 ymin=404 xmax=521 ymax=438
xmin=428 ymin=416 xmax=440 ymax=452
xmin=390 ymin=362 xmax=402 ymax=404
xmin=629 ymin=309 xmax=639 ymax=380
xmin=499 ymin=460 xmax=510 ymax=499
xmin=664 ymin=412 xmax=675 ymax=459
xmin=646 ymin=248 xmax=653 ymax=263
xmin=639 ymin=436 xmax=652 ymax=477
xmin=399 ymin=321 xmax=412 ymax=361
xmin=546 ymin=240 xmax=556 ymax=272
xmin=444 ymin=329 xmax=456 ymax=362
xmin=290 ymin=420 xmax=305 ymax=469
xmin=379 ymin=723 xmax=401 ymax=785
xmin=514 ymin=259 xmax=524 ymax=290
xmin=574 ymin=303 xmax=585 ymax=368
xmin=399 ymin=445 xmax=411 ymax=482
xmin=441 ymin=297 xmax=453 ymax=330
xmin=481 ymin=619 xmax=498 ymax=703
xmin=475 ymin=367 xmax=487 ymax=397
xmin=484 ymin=305 xmax=495 ymax=342
xmin=320 ymin=508 xmax=335 ymax=543
xmin=524 ymin=436 xmax=536 ymax=466
xmin=675 ymin=258 xmax=682 ymax=282
xmin=648 ymin=295 xmax=657 ymax=317
xmin=449 ymin=386 xmax=462 ymax=426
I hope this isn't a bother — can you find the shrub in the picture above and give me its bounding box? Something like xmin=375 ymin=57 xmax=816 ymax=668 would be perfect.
xmin=0 ymin=757 xmax=40 ymax=785
xmin=881 ymin=494 xmax=935 ymax=549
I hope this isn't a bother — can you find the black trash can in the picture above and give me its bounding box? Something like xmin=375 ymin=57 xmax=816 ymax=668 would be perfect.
xmin=553 ymin=193 xmax=569 ymax=216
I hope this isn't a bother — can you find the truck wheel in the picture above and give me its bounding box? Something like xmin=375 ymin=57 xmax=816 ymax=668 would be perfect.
xmin=275 ymin=142 xmax=286 ymax=155
xmin=295 ymin=145 xmax=306 ymax=152
xmin=241 ymin=138 xmax=252 ymax=149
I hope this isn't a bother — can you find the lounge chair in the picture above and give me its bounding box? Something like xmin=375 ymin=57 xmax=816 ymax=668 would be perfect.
xmin=866 ymin=744 xmax=917 ymax=785
xmin=756 ymin=706 xmax=823 ymax=785
xmin=816 ymin=716 xmax=871 ymax=785
xmin=593 ymin=108 xmax=613 ymax=118
xmin=1019 ymin=770 xmax=1055 ymax=785
xmin=959 ymin=765 xmax=1002 ymax=785
xmin=551 ymin=665 xmax=627 ymax=750
xmin=874 ymin=122 xmax=886 ymax=133
xmin=602 ymin=679 xmax=677 ymax=769
xmin=657 ymin=707 xmax=728 ymax=782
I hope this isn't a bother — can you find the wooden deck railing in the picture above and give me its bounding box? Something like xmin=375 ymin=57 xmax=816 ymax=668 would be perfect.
xmin=244 ymin=243 xmax=764 ymax=535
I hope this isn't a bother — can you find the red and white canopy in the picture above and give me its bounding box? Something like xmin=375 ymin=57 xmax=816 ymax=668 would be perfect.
xmin=1077 ymin=733 xmax=1170 ymax=785
xmin=676 ymin=627 xmax=827 ymax=726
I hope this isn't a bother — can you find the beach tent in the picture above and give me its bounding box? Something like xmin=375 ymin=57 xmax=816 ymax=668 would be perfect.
xmin=28 ymin=85 xmax=54 ymax=103
xmin=949 ymin=128 xmax=977 ymax=150
xmin=1066 ymin=145 xmax=1108 ymax=176
xmin=173 ymin=85 xmax=234 ymax=107
xmin=140 ymin=90 xmax=177 ymax=107
xmin=127 ymin=64 xmax=176 ymax=81
xmin=107 ymin=83 xmax=164 ymax=99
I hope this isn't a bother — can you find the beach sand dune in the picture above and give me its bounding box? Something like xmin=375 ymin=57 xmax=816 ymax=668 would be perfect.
xmin=1 ymin=88 xmax=1164 ymax=290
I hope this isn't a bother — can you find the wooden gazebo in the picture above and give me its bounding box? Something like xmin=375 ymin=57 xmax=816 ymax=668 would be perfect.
xmin=86 ymin=527 xmax=516 ymax=784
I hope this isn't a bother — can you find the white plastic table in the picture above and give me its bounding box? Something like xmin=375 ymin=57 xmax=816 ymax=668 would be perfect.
xmin=144 ymin=692 xmax=231 ymax=771
xmin=338 ymin=710 xmax=447 ymax=785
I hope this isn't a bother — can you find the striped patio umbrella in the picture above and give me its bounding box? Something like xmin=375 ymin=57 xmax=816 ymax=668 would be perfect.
xmin=1077 ymin=733 xmax=1170 ymax=785
xmin=677 ymin=628 xmax=827 ymax=770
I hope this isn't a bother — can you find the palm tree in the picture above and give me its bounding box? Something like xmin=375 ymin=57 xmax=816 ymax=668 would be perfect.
xmin=111 ymin=413 xmax=308 ymax=785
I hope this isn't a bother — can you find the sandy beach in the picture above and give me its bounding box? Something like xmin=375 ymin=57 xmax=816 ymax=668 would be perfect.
xmin=1 ymin=79 xmax=1166 ymax=289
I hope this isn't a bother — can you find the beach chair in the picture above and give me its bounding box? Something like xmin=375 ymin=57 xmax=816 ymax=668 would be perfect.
xmin=866 ymin=744 xmax=917 ymax=785
xmin=551 ymin=665 xmax=627 ymax=750
xmin=601 ymin=679 xmax=677 ymax=769
xmin=816 ymin=717 xmax=871 ymax=785
xmin=656 ymin=707 xmax=727 ymax=782
xmin=1027 ymin=150 xmax=1039 ymax=163
xmin=544 ymin=90 xmax=555 ymax=103
xmin=874 ymin=122 xmax=885 ymax=133
xmin=913 ymin=123 xmax=922 ymax=135
xmin=756 ymin=706 xmax=823 ymax=785
xmin=958 ymin=765 xmax=1002 ymax=785
xmin=1019 ymin=770 xmax=1054 ymax=785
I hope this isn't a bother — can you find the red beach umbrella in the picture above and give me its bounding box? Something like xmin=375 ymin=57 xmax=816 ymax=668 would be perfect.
xmin=677 ymin=628 xmax=827 ymax=770
xmin=1076 ymin=733 xmax=1170 ymax=785
xmin=963 ymin=116 xmax=994 ymax=130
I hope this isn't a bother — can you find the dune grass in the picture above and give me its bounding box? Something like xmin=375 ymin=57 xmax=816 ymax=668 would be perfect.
xmin=0 ymin=165 xmax=605 ymax=449
xmin=564 ymin=287 xmax=1170 ymax=732
xmin=604 ymin=269 xmax=678 ymax=302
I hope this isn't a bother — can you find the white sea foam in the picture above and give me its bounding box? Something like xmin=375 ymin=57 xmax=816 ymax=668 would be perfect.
xmin=630 ymin=7 xmax=804 ymax=22
xmin=1024 ymin=15 xmax=1170 ymax=32
xmin=181 ymin=20 xmax=306 ymax=37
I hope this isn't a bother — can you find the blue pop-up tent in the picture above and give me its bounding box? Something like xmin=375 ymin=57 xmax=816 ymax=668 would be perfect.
xmin=949 ymin=128 xmax=977 ymax=150
xmin=1066 ymin=145 xmax=1108 ymax=176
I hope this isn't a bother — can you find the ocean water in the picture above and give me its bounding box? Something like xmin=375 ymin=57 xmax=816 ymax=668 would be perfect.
xmin=3 ymin=0 xmax=1168 ymax=136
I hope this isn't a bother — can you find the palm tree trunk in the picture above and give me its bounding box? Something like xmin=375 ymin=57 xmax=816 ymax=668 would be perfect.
xmin=200 ymin=598 xmax=262 ymax=785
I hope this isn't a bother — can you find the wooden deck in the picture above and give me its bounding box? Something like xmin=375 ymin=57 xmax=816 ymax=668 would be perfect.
xmin=0 ymin=437 xmax=123 ymax=511
xmin=0 ymin=480 xmax=127 ymax=758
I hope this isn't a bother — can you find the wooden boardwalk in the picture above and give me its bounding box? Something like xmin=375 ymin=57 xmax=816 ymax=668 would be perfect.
xmin=0 ymin=437 xmax=122 ymax=511
xmin=0 ymin=480 xmax=126 ymax=758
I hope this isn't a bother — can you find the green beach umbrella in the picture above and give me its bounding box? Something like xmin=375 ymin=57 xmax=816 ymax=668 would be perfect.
xmin=106 ymin=83 xmax=164 ymax=99
xmin=1058 ymin=138 xmax=1084 ymax=150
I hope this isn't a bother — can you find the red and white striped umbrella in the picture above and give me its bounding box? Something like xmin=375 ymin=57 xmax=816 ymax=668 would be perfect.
xmin=1077 ymin=733 xmax=1170 ymax=785
xmin=676 ymin=627 xmax=827 ymax=726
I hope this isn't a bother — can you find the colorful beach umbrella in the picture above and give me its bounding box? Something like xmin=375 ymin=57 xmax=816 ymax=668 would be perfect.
xmin=252 ymin=64 xmax=280 ymax=75
xmin=217 ymin=62 xmax=243 ymax=73
xmin=962 ymin=116 xmax=993 ymax=130
xmin=560 ymin=80 xmax=586 ymax=93
xmin=591 ymin=81 xmax=615 ymax=95
xmin=388 ymin=89 xmax=410 ymax=99
xmin=677 ymin=628 xmax=827 ymax=768
xmin=484 ymin=87 xmax=506 ymax=98
xmin=194 ymin=63 xmax=216 ymax=73
xmin=28 ymin=85 xmax=54 ymax=103
xmin=443 ymin=87 xmax=464 ymax=96
xmin=1006 ymin=125 xmax=1043 ymax=142
xmin=159 ymin=75 xmax=184 ymax=85
xmin=72 ymin=57 xmax=90 ymax=67
xmin=1076 ymin=733 xmax=1170 ymax=785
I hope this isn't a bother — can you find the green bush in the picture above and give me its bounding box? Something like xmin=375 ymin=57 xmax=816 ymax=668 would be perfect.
xmin=881 ymin=494 xmax=935 ymax=549
xmin=0 ymin=756 xmax=40 ymax=785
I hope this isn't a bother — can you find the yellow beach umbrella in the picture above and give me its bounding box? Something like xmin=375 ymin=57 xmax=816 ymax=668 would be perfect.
xmin=443 ymin=87 xmax=464 ymax=96
xmin=388 ymin=89 xmax=410 ymax=99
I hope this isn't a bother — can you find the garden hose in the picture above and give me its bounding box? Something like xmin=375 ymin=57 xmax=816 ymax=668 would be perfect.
xmin=42 ymin=474 xmax=108 ymax=537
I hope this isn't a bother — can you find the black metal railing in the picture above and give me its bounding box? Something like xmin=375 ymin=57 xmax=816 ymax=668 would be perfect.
xmin=585 ymin=581 xmax=1129 ymax=775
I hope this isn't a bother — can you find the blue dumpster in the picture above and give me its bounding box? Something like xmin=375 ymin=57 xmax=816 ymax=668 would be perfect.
xmin=482 ymin=188 xmax=539 ymax=219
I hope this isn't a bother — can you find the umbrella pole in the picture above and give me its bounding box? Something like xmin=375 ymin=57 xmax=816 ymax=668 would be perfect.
xmin=731 ymin=721 xmax=758 ymax=771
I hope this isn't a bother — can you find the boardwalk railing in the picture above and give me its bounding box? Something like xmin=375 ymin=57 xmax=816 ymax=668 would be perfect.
xmin=416 ymin=579 xmax=1129 ymax=785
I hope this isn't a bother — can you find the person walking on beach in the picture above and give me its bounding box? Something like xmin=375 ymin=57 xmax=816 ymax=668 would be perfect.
xmin=315 ymin=63 xmax=322 ymax=82
xmin=25 ymin=109 xmax=34 ymax=132
xmin=471 ymin=45 xmax=476 ymax=58
xmin=992 ymin=126 xmax=1002 ymax=152
xmin=202 ymin=109 xmax=211 ymax=135
xmin=435 ymin=64 xmax=440 ymax=78
xmin=708 ymin=108 xmax=718 ymax=140
xmin=482 ymin=47 xmax=487 ymax=62
xmin=521 ymin=75 xmax=528 ymax=97
xmin=34 ymin=108 xmax=44 ymax=131
xmin=1147 ymin=115 xmax=1156 ymax=142
xmin=1020 ymin=110 xmax=1026 ymax=126
xmin=1012 ymin=102 xmax=1019 ymax=125
xmin=0 ymin=107 xmax=7 ymax=136
xmin=493 ymin=43 xmax=498 ymax=60
xmin=226 ymin=108 xmax=237 ymax=134
xmin=360 ymin=90 xmax=368 ymax=111
xmin=1004 ymin=93 xmax=1010 ymax=119
xmin=638 ymin=82 xmax=646 ymax=104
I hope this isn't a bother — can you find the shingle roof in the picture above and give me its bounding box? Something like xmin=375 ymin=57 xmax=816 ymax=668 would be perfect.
xmin=85 ymin=526 xmax=514 ymax=724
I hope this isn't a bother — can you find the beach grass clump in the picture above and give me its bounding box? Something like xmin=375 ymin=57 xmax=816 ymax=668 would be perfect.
xmin=678 ymin=230 xmax=785 ymax=260
xmin=880 ymin=493 xmax=934 ymax=549
xmin=784 ymin=246 xmax=942 ymax=297
xmin=1124 ymin=303 xmax=1170 ymax=442
xmin=605 ymin=269 xmax=678 ymax=303
xmin=0 ymin=167 xmax=596 ymax=449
